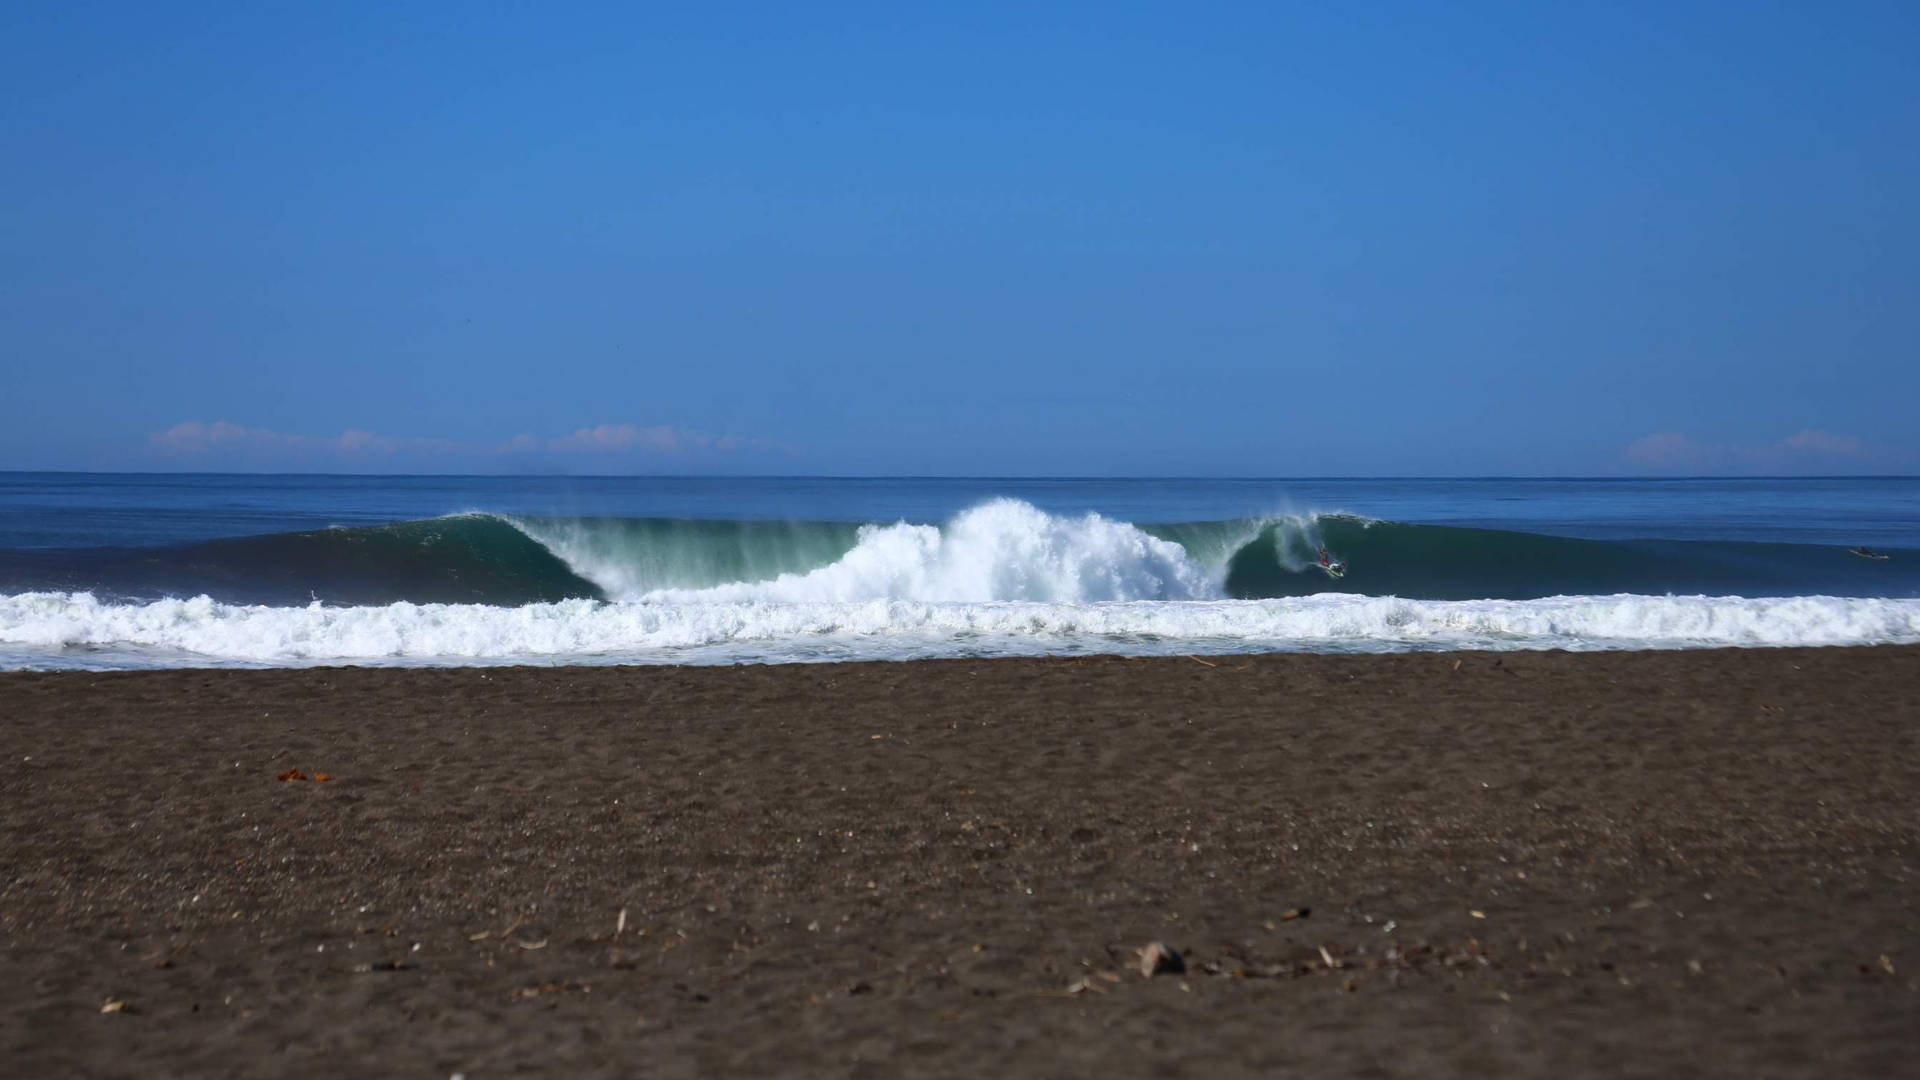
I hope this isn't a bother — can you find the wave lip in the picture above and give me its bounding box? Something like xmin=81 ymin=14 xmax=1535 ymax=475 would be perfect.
xmin=5 ymin=591 xmax=1918 ymax=669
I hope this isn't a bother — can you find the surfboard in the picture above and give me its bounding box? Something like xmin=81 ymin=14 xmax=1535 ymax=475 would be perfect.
xmin=1849 ymin=548 xmax=1890 ymax=560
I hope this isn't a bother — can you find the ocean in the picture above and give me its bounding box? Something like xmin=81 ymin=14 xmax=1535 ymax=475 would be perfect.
xmin=1 ymin=473 xmax=1915 ymax=670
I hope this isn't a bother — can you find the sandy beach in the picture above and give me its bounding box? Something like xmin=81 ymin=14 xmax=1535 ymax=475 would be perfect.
xmin=4 ymin=646 xmax=1917 ymax=1077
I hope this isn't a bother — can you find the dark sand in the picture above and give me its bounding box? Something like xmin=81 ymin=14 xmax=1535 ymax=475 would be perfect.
xmin=4 ymin=647 xmax=1918 ymax=1078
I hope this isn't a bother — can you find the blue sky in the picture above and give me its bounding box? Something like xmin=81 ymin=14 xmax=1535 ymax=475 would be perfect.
xmin=3 ymin=1 xmax=1915 ymax=475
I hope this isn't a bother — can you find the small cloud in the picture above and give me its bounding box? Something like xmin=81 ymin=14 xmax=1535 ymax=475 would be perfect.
xmin=1624 ymin=431 xmax=1713 ymax=469
xmin=149 ymin=421 xmax=456 ymax=459
xmin=150 ymin=420 xmax=273 ymax=453
xmin=336 ymin=429 xmax=383 ymax=453
xmin=1776 ymin=429 xmax=1864 ymax=458
xmin=537 ymin=424 xmax=705 ymax=454
xmin=1624 ymin=428 xmax=1877 ymax=473
xmin=148 ymin=420 xmax=769 ymax=471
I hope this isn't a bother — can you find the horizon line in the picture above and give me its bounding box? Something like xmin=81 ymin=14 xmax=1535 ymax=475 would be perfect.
xmin=3 ymin=469 xmax=1917 ymax=483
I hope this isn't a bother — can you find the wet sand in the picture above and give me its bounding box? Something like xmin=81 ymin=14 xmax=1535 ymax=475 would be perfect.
xmin=4 ymin=646 xmax=1918 ymax=1078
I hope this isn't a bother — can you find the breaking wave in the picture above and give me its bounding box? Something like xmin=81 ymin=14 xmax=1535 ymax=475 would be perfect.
xmin=2 ymin=497 xmax=1915 ymax=667
xmin=6 ymin=498 xmax=1911 ymax=607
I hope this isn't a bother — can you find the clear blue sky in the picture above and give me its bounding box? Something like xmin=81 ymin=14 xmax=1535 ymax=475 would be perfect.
xmin=3 ymin=1 xmax=1915 ymax=475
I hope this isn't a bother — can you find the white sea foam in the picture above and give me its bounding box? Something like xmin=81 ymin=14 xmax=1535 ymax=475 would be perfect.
xmin=3 ymin=590 xmax=1916 ymax=670
xmin=557 ymin=498 xmax=1226 ymax=603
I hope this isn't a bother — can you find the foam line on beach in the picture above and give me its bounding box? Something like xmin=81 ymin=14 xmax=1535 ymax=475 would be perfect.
xmin=4 ymin=590 xmax=1918 ymax=668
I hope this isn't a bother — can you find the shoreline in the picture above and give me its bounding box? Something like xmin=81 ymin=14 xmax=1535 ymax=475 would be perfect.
xmin=5 ymin=645 xmax=1918 ymax=1076
xmin=7 ymin=585 xmax=1918 ymax=671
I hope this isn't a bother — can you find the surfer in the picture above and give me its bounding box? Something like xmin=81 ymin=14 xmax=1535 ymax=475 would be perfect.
xmin=1316 ymin=546 xmax=1345 ymax=578
xmin=1849 ymin=547 xmax=1889 ymax=560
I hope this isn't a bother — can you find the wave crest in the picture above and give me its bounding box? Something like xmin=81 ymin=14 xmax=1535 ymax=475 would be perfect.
xmin=633 ymin=499 xmax=1220 ymax=603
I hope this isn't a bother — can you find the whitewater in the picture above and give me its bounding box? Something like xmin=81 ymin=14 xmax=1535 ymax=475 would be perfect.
xmin=519 ymin=500 xmax=1234 ymax=603
xmin=3 ymin=498 xmax=1917 ymax=669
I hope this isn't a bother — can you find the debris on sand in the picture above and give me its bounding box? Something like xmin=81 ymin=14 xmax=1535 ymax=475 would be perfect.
xmin=514 ymin=981 xmax=590 ymax=1001
xmin=1138 ymin=941 xmax=1185 ymax=978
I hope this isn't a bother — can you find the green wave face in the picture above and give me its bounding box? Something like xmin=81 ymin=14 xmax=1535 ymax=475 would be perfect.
xmin=505 ymin=516 xmax=865 ymax=595
xmin=0 ymin=516 xmax=604 ymax=605
xmin=169 ymin=516 xmax=609 ymax=605
xmin=1217 ymin=517 xmax=1917 ymax=600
